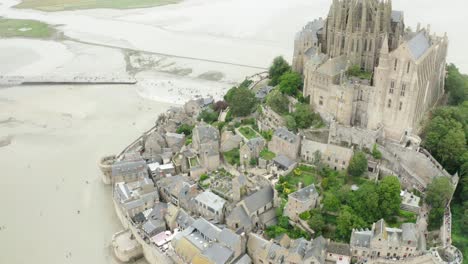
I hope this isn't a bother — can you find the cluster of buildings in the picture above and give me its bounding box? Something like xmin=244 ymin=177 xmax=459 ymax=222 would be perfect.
xmin=97 ymin=0 xmax=463 ymax=263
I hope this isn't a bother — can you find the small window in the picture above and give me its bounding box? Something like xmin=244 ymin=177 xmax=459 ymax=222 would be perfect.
xmin=319 ymin=96 xmax=324 ymax=106
xmin=401 ymin=83 xmax=406 ymax=96
xmin=388 ymin=99 xmax=392 ymax=108
xmin=399 ymin=102 xmax=403 ymax=111
xmin=407 ymin=62 xmax=411 ymax=73
xmin=394 ymin=59 xmax=398 ymax=71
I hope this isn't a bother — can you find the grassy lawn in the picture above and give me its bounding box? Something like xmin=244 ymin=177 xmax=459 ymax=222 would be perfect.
xmin=387 ymin=209 xmax=417 ymax=227
xmin=259 ymin=149 xmax=276 ymax=160
xmin=189 ymin=157 xmax=199 ymax=167
xmin=451 ymin=204 xmax=467 ymax=264
xmin=276 ymin=165 xmax=318 ymax=198
xmin=223 ymin=148 xmax=240 ymax=166
xmin=0 ymin=18 xmax=56 ymax=39
xmin=14 ymin=0 xmax=182 ymax=12
xmin=238 ymin=126 xmax=260 ymax=140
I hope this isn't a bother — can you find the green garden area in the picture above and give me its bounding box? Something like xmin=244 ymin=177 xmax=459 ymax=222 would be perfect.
xmin=223 ymin=148 xmax=240 ymax=166
xmin=275 ymin=165 xmax=318 ymax=199
xmin=238 ymin=126 xmax=260 ymax=140
xmin=0 ymin=18 xmax=56 ymax=39
xmin=14 ymin=0 xmax=181 ymax=12
xmin=259 ymin=149 xmax=276 ymax=160
xmin=268 ymin=159 xmax=407 ymax=242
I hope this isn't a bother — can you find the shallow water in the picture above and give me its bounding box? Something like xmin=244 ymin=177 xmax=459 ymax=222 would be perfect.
xmin=0 ymin=84 xmax=171 ymax=263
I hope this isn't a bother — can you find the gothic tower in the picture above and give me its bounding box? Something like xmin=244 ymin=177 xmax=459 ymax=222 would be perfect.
xmin=322 ymin=0 xmax=403 ymax=71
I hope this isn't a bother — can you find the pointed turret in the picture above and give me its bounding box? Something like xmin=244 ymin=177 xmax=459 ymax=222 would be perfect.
xmin=378 ymin=34 xmax=390 ymax=68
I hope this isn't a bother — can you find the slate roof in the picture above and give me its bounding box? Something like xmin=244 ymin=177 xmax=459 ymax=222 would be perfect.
xmin=317 ymin=55 xmax=347 ymax=76
xmin=243 ymin=186 xmax=274 ymax=215
xmin=142 ymin=218 xmax=166 ymax=236
xmin=304 ymin=236 xmax=327 ymax=261
xmin=391 ymin=10 xmax=403 ymax=22
xmin=195 ymin=191 xmax=226 ymax=212
xmin=192 ymin=218 xmax=222 ymax=241
xmin=195 ymin=125 xmax=220 ymax=144
xmin=246 ymin=137 xmax=265 ymax=151
xmin=408 ymin=32 xmax=430 ymax=60
xmin=111 ymin=159 xmax=148 ymax=178
xmin=327 ymin=242 xmax=351 ymax=256
xmin=289 ymin=184 xmax=319 ymax=201
xmin=274 ymin=127 xmax=298 ymax=143
xmin=176 ymin=209 xmax=194 ymax=229
xmin=219 ymin=228 xmax=241 ymax=249
xmin=350 ymin=230 xmax=372 ymax=248
xmin=234 ymin=254 xmax=252 ymax=264
xmin=273 ymin=154 xmax=296 ymax=169
xmin=401 ymin=223 xmax=417 ymax=242
xmin=228 ymin=205 xmax=252 ymax=230
xmin=203 ymin=243 xmax=234 ymax=264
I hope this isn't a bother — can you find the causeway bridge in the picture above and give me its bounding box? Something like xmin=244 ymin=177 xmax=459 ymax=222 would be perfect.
xmin=0 ymin=75 xmax=137 ymax=86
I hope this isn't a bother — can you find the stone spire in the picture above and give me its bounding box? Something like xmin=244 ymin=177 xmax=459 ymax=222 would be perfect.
xmin=378 ymin=34 xmax=390 ymax=68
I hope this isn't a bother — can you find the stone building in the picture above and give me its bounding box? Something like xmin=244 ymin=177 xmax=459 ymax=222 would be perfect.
xmin=156 ymin=175 xmax=198 ymax=210
xmin=293 ymin=0 xmax=448 ymax=141
xmin=269 ymin=127 xmax=301 ymax=160
xmin=350 ymin=219 xmax=425 ymax=261
xmin=326 ymin=242 xmax=351 ymax=264
xmin=111 ymin=157 xmax=149 ymax=183
xmin=114 ymin=177 xmax=159 ymax=218
xmin=226 ymin=186 xmax=276 ymax=234
xmin=192 ymin=124 xmax=221 ymax=171
xmin=240 ymin=137 xmax=266 ymax=166
xmin=193 ymin=190 xmax=227 ymax=223
xmin=284 ymin=184 xmax=320 ymax=221
xmin=171 ymin=218 xmax=246 ymax=264
xmin=301 ymin=139 xmax=354 ymax=171
xmin=247 ymin=233 xmax=327 ymax=264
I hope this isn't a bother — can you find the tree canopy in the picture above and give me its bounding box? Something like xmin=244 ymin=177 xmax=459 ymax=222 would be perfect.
xmin=278 ymin=72 xmax=303 ymax=96
xmin=377 ymin=176 xmax=402 ymax=218
xmin=224 ymin=86 xmax=258 ymax=117
xmin=347 ymin=151 xmax=368 ymax=177
xmin=426 ymin=177 xmax=454 ymax=209
xmin=268 ymin=56 xmax=291 ymax=86
xmin=292 ymin=103 xmax=316 ymax=129
xmin=336 ymin=206 xmax=366 ymax=241
xmin=445 ymin=64 xmax=468 ymax=105
xmin=266 ymin=89 xmax=289 ymax=115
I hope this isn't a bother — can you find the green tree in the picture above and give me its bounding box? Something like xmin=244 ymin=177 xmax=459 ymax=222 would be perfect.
xmin=224 ymin=86 xmax=258 ymax=117
xmin=284 ymin=115 xmax=297 ymax=131
xmin=292 ymin=103 xmax=315 ymax=129
xmin=349 ymin=182 xmax=380 ymax=223
xmin=347 ymin=151 xmax=368 ymax=177
xmin=377 ymin=176 xmax=402 ymax=219
xmin=308 ymin=209 xmax=325 ymax=235
xmin=323 ymin=192 xmax=340 ymax=212
xmin=266 ymin=89 xmax=289 ymax=114
xmin=428 ymin=207 xmax=445 ymax=230
xmin=445 ymin=64 xmax=468 ymax=105
xmin=176 ymin=124 xmax=193 ymax=136
xmin=463 ymin=208 xmax=468 ymax=231
xmin=279 ymin=72 xmax=303 ymax=96
xmin=426 ymin=177 xmax=454 ymax=208
xmin=268 ymin=56 xmax=291 ymax=86
xmin=197 ymin=108 xmax=219 ymax=123
xmin=372 ymin=144 xmax=382 ymax=159
xmin=336 ymin=206 xmax=366 ymax=241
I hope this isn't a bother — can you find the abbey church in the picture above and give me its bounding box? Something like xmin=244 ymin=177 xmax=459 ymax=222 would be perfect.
xmin=292 ymin=0 xmax=448 ymax=141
